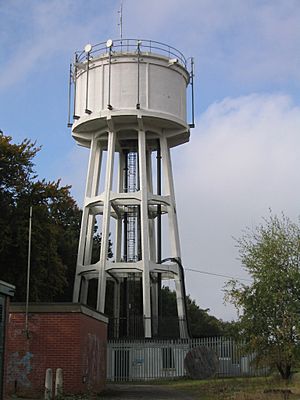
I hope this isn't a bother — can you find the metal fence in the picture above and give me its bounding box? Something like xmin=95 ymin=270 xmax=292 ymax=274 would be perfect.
xmin=107 ymin=337 xmax=266 ymax=382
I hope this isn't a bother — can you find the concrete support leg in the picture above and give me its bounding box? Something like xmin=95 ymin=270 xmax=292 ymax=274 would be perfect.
xmin=160 ymin=136 xmax=189 ymax=338
xmin=73 ymin=137 xmax=102 ymax=303
xmin=175 ymin=277 xmax=189 ymax=338
xmin=160 ymin=136 xmax=181 ymax=258
xmin=73 ymin=206 xmax=89 ymax=302
xmin=97 ymin=129 xmax=116 ymax=313
xmin=113 ymin=281 xmax=120 ymax=338
xmin=80 ymin=278 xmax=89 ymax=304
xmin=151 ymin=278 xmax=159 ymax=336
xmin=138 ymin=129 xmax=152 ymax=338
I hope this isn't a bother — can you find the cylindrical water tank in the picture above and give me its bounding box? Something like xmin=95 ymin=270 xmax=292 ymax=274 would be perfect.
xmin=71 ymin=39 xmax=191 ymax=147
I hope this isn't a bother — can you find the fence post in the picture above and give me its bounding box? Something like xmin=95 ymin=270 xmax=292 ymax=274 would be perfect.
xmin=55 ymin=368 xmax=63 ymax=398
xmin=44 ymin=368 xmax=52 ymax=400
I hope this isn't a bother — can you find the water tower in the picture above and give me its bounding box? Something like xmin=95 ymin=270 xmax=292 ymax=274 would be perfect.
xmin=68 ymin=39 xmax=194 ymax=339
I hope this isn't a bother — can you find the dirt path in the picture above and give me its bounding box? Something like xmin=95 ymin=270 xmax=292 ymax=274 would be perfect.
xmin=100 ymin=384 xmax=198 ymax=400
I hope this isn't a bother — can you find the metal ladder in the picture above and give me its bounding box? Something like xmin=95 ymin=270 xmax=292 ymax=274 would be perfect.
xmin=127 ymin=152 xmax=137 ymax=262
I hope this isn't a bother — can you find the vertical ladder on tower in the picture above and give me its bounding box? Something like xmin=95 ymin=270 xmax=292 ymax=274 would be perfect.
xmin=127 ymin=151 xmax=137 ymax=262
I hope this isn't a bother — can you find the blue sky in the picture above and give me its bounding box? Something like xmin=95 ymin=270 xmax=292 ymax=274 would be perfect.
xmin=1 ymin=0 xmax=300 ymax=320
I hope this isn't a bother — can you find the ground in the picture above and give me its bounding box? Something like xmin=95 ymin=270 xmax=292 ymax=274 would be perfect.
xmin=8 ymin=376 xmax=300 ymax=400
xmin=99 ymin=376 xmax=300 ymax=400
xmin=100 ymin=384 xmax=198 ymax=399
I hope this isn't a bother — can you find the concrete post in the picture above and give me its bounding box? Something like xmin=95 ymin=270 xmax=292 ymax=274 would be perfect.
xmin=44 ymin=368 xmax=52 ymax=400
xmin=55 ymin=368 xmax=63 ymax=398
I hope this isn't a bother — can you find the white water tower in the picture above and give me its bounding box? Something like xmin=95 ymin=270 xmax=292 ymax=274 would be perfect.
xmin=68 ymin=39 xmax=194 ymax=338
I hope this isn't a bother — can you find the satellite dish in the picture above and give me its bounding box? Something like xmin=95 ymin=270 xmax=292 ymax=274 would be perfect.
xmin=168 ymin=58 xmax=178 ymax=67
xmin=84 ymin=44 xmax=92 ymax=53
xmin=106 ymin=39 xmax=113 ymax=48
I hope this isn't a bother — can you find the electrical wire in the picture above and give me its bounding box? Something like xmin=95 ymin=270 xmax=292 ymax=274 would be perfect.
xmin=185 ymin=267 xmax=251 ymax=282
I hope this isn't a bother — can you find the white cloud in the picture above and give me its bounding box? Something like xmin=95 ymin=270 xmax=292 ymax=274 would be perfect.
xmin=0 ymin=0 xmax=116 ymax=90
xmin=174 ymin=93 xmax=300 ymax=320
xmin=1 ymin=0 xmax=299 ymax=93
xmin=124 ymin=0 xmax=300 ymax=87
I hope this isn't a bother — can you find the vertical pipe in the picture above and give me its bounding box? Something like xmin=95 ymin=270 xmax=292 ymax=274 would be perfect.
xmin=25 ymin=206 xmax=32 ymax=338
xmin=107 ymin=47 xmax=113 ymax=109
xmin=85 ymin=52 xmax=92 ymax=114
xmin=156 ymin=139 xmax=162 ymax=332
xmin=67 ymin=63 xmax=72 ymax=127
xmin=136 ymin=41 xmax=141 ymax=109
xmin=123 ymin=151 xmax=128 ymax=262
xmin=156 ymin=139 xmax=162 ymax=263
xmin=189 ymin=57 xmax=195 ymax=128
xmin=73 ymin=54 xmax=79 ymax=119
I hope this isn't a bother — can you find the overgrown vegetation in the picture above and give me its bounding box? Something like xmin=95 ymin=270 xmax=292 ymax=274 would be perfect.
xmin=159 ymin=375 xmax=300 ymax=400
xmin=226 ymin=213 xmax=300 ymax=380
xmin=161 ymin=286 xmax=233 ymax=337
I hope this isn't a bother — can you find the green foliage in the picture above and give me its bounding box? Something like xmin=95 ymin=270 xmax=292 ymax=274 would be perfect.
xmin=161 ymin=286 xmax=229 ymax=337
xmin=186 ymin=296 xmax=228 ymax=337
xmin=0 ymin=132 xmax=81 ymax=301
xmin=91 ymin=233 xmax=113 ymax=264
xmin=0 ymin=134 xmax=39 ymax=200
xmin=162 ymin=376 xmax=297 ymax=400
xmin=226 ymin=212 xmax=300 ymax=379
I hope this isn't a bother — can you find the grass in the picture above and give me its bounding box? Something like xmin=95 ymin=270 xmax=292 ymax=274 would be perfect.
xmin=161 ymin=375 xmax=300 ymax=400
xmin=58 ymin=374 xmax=300 ymax=400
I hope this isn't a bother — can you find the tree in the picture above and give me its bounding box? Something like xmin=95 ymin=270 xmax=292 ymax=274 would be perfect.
xmin=161 ymin=286 xmax=227 ymax=337
xmin=0 ymin=132 xmax=81 ymax=301
xmin=225 ymin=212 xmax=300 ymax=379
xmin=186 ymin=296 xmax=227 ymax=337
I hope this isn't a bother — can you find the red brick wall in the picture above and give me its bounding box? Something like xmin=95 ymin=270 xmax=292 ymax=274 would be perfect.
xmin=4 ymin=305 xmax=107 ymax=397
xmin=80 ymin=314 xmax=107 ymax=391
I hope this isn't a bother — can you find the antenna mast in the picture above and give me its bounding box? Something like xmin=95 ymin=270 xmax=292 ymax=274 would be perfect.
xmin=118 ymin=1 xmax=123 ymax=40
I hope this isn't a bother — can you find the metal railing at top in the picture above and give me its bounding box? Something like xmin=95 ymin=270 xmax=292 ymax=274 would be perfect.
xmin=75 ymin=38 xmax=187 ymax=69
